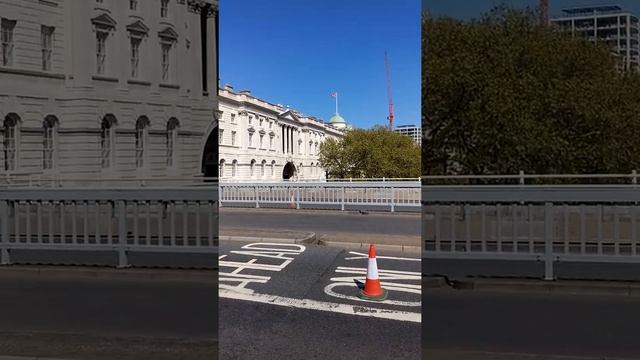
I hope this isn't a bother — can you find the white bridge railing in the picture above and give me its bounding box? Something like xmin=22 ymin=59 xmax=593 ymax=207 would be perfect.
xmin=219 ymin=181 xmax=421 ymax=212
xmin=423 ymin=174 xmax=640 ymax=280
xmin=0 ymin=188 xmax=218 ymax=267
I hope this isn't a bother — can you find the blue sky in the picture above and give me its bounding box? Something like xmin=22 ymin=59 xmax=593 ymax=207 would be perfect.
xmin=424 ymin=0 xmax=640 ymax=19
xmin=220 ymin=0 xmax=421 ymax=130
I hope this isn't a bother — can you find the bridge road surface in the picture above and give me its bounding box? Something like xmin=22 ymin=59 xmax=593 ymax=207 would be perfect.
xmin=0 ymin=268 xmax=216 ymax=360
xmin=220 ymin=207 xmax=421 ymax=245
xmin=219 ymin=240 xmax=421 ymax=359
xmin=423 ymin=284 xmax=640 ymax=360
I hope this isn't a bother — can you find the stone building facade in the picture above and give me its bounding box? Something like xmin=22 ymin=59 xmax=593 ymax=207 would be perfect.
xmin=218 ymin=85 xmax=345 ymax=181
xmin=0 ymin=0 xmax=218 ymax=183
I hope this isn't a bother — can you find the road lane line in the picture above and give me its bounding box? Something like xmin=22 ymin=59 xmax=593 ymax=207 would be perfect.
xmin=219 ymin=289 xmax=421 ymax=323
xmin=344 ymin=251 xmax=421 ymax=261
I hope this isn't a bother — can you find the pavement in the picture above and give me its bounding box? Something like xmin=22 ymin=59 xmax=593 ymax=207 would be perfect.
xmin=0 ymin=267 xmax=216 ymax=360
xmin=218 ymin=239 xmax=421 ymax=359
xmin=220 ymin=207 xmax=421 ymax=247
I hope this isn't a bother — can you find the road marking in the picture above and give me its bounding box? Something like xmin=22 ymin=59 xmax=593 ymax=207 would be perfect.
xmin=325 ymin=266 xmax=421 ymax=306
xmin=344 ymin=251 xmax=421 ymax=261
xmin=219 ymin=288 xmax=421 ymax=323
xmin=219 ymin=242 xmax=306 ymax=294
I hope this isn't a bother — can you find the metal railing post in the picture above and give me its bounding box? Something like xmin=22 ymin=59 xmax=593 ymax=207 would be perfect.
xmin=254 ymin=186 xmax=260 ymax=208
xmin=341 ymin=186 xmax=345 ymax=211
xmin=117 ymin=200 xmax=128 ymax=268
xmin=544 ymin=202 xmax=554 ymax=281
xmin=519 ymin=170 xmax=525 ymax=186
xmin=219 ymin=185 xmax=223 ymax=208
xmin=390 ymin=186 xmax=395 ymax=212
xmin=0 ymin=200 xmax=10 ymax=265
xmin=296 ymin=186 xmax=300 ymax=210
xmin=633 ymin=170 xmax=637 ymax=187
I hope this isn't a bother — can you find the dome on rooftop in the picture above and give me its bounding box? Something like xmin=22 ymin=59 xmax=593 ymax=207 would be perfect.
xmin=329 ymin=114 xmax=347 ymax=129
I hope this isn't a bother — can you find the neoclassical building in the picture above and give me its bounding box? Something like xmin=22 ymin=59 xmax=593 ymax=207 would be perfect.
xmin=0 ymin=0 xmax=218 ymax=184
xmin=218 ymin=85 xmax=346 ymax=181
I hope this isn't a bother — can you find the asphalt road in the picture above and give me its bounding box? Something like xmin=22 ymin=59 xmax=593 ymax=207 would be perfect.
xmin=220 ymin=208 xmax=421 ymax=246
xmin=0 ymin=269 xmax=217 ymax=360
xmin=219 ymin=239 xmax=421 ymax=359
xmin=423 ymin=258 xmax=640 ymax=281
xmin=423 ymin=285 xmax=640 ymax=359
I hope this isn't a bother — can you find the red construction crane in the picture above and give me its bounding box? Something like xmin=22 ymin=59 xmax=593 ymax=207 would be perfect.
xmin=384 ymin=51 xmax=394 ymax=131
xmin=540 ymin=0 xmax=549 ymax=25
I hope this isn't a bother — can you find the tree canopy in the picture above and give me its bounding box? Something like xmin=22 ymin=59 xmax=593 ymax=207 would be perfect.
xmin=318 ymin=127 xmax=420 ymax=179
xmin=423 ymin=6 xmax=640 ymax=176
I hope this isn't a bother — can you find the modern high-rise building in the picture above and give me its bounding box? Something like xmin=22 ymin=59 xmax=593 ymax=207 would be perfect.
xmin=0 ymin=0 xmax=218 ymax=184
xmin=393 ymin=124 xmax=421 ymax=146
xmin=551 ymin=5 xmax=640 ymax=71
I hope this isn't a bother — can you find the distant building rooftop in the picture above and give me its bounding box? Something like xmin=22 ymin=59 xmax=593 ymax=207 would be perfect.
xmin=559 ymin=4 xmax=624 ymax=16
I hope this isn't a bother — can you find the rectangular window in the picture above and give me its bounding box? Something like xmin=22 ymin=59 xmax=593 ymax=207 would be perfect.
xmin=161 ymin=42 xmax=171 ymax=81
xmin=230 ymin=114 xmax=236 ymax=123
xmin=269 ymin=136 xmax=273 ymax=150
xmin=231 ymin=131 xmax=236 ymax=146
xmin=161 ymin=0 xmax=169 ymax=18
xmin=1 ymin=19 xmax=16 ymax=67
xmin=248 ymin=133 xmax=253 ymax=147
xmin=260 ymin=134 xmax=264 ymax=149
xmin=41 ymin=26 xmax=54 ymax=71
xmin=100 ymin=127 xmax=111 ymax=168
xmin=135 ymin=127 xmax=145 ymax=168
xmin=166 ymin=129 xmax=175 ymax=167
xmin=43 ymin=126 xmax=54 ymax=169
xmin=4 ymin=124 xmax=16 ymax=171
xmin=96 ymin=31 xmax=107 ymax=74
xmin=130 ymin=37 xmax=140 ymax=78
xmin=129 ymin=0 xmax=137 ymax=10
xmin=219 ymin=129 xmax=224 ymax=144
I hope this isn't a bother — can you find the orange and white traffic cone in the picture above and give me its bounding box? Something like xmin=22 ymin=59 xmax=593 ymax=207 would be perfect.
xmin=358 ymin=244 xmax=388 ymax=301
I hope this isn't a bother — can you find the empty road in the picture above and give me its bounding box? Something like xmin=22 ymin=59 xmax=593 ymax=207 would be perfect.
xmin=0 ymin=267 xmax=216 ymax=360
xmin=423 ymin=284 xmax=640 ymax=359
xmin=220 ymin=208 xmax=421 ymax=246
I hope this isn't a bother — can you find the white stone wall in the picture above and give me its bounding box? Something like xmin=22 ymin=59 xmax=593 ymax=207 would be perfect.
xmin=0 ymin=0 xmax=218 ymax=182
xmin=218 ymin=86 xmax=344 ymax=182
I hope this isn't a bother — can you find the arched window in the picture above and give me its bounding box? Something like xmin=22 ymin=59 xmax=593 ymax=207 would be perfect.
xmin=219 ymin=159 xmax=225 ymax=178
xmin=261 ymin=159 xmax=266 ymax=178
xmin=135 ymin=116 xmax=149 ymax=168
xmin=310 ymin=162 xmax=314 ymax=176
xmin=166 ymin=117 xmax=179 ymax=167
xmin=271 ymin=160 xmax=276 ymax=178
xmin=250 ymin=159 xmax=256 ymax=178
xmin=100 ymin=113 xmax=117 ymax=169
xmin=43 ymin=115 xmax=58 ymax=170
xmin=3 ymin=113 xmax=20 ymax=171
xmin=232 ymin=159 xmax=237 ymax=178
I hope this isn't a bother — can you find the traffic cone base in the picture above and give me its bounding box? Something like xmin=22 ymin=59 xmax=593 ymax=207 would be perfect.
xmin=358 ymin=287 xmax=388 ymax=301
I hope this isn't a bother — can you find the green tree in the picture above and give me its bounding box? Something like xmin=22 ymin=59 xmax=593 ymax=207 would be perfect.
xmin=423 ymin=5 xmax=640 ymax=177
xmin=318 ymin=126 xmax=420 ymax=179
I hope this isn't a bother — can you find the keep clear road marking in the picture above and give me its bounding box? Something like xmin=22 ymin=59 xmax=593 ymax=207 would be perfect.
xmin=324 ymin=251 xmax=422 ymax=307
xmin=219 ymin=242 xmax=306 ymax=294
xmin=218 ymin=243 xmax=422 ymax=323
